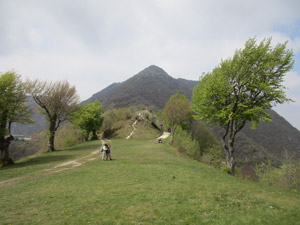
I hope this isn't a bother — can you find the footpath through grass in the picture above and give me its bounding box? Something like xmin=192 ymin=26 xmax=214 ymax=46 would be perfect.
xmin=1 ymin=138 xmax=300 ymax=225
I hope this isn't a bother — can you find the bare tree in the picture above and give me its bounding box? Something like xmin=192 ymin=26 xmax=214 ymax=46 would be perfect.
xmin=29 ymin=80 xmax=80 ymax=152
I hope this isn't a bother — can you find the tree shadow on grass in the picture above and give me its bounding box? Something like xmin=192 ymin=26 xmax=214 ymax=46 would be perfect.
xmin=1 ymin=140 xmax=101 ymax=171
xmin=61 ymin=140 xmax=101 ymax=152
xmin=0 ymin=154 xmax=73 ymax=170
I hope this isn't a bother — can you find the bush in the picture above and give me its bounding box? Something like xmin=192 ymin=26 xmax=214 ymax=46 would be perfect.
xmin=173 ymin=126 xmax=201 ymax=160
xmin=189 ymin=121 xmax=224 ymax=167
xmin=55 ymin=123 xmax=85 ymax=148
xmin=190 ymin=121 xmax=219 ymax=155
xmin=236 ymin=167 xmax=258 ymax=181
xmin=173 ymin=122 xmax=224 ymax=168
xmin=255 ymin=159 xmax=300 ymax=191
xmin=279 ymin=162 xmax=300 ymax=190
xmin=255 ymin=161 xmax=278 ymax=186
xmin=201 ymin=145 xmax=224 ymax=168
xmin=221 ymin=166 xmax=231 ymax=174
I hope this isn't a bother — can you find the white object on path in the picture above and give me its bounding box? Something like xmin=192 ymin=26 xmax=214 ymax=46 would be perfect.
xmin=157 ymin=132 xmax=170 ymax=139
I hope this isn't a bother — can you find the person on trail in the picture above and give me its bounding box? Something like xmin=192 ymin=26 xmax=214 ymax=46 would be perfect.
xmin=105 ymin=144 xmax=112 ymax=160
xmin=101 ymin=144 xmax=107 ymax=161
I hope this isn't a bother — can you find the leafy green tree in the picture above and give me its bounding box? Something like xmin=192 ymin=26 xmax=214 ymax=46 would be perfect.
xmin=192 ymin=37 xmax=294 ymax=175
xmin=29 ymin=80 xmax=80 ymax=152
xmin=0 ymin=71 xmax=32 ymax=164
xmin=163 ymin=93 xmax=191 ymax=144
xmin=73 ymin=100 xmax=104 ymax=140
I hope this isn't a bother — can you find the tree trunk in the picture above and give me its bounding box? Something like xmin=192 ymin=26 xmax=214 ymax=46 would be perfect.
xmin=0 ymin=110 xmax=14 ymax=165
xmin=228 ymin=138 xmax=236 ymax=175
xmin=48 ymin=131 xmax=55 ymax=152
xmin=170 ymin=119 xmax=174 ymax=144
xmin=8 ymin=121 xmax=12 ymax=136
xmin=48 ymin=119 xmax=56 ymax=152
xmin=221 ymin=130 xmax=236 ymax=175
xmin=170 ymin=126 xmax=177 ymax=145
xmin=221 ymin=119 xmax=245 ymax=175
xmin=91 ymin=130 xmax=98 ymax=140
xmin=0 ymin=136 xmax=14 ymax=165
xmin=0 ymin=137 xmax=5 ymax=162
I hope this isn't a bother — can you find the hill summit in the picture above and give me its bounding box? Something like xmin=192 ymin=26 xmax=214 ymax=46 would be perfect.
xmin=83 ymin=65 xmax=197 ymax=109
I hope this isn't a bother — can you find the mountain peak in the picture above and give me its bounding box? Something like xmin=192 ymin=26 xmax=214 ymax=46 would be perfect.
xmin=140 ymin=65 xmax=167 ymax=75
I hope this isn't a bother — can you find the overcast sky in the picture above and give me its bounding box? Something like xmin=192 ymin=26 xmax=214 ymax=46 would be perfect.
xmin=1 ymin=0 xmax=300 ymax=129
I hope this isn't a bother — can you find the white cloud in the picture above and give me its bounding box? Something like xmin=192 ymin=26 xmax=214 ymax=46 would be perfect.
xmin=273 ymin=71 xmax=300 ymax=130
xmin=1 ymin=0 xmax=300 ymax=128
xmin=283 ymin=71 xmax=300 ymax=90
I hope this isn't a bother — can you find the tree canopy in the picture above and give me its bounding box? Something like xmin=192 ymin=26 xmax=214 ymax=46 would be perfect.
xmin=0 ymin=71 xmax=32 ymax=164
xmin=73 ymin=100 xmax=104 ymax=140
xmin=192 ymin=37 xmax=294 ymax=174
xmin=163 ymin=93 xmax=191 ymax=143
xmin=30 ymin=80 xmax=80 ymax=152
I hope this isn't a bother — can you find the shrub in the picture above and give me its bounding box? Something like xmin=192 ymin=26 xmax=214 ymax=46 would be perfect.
xmin=173 ymin=126 xmax=201 ymax=160
xmin=190 ymin=121 xmax=221 ymax=154
xmin=221 ymin=166 xmax=231 ymax=174
xmin=255 ymin=161 xmax=278 ymax=185
xmin=201 ymin=144 xmax=224 ymax=168
xmin=173 ymin=122 xmax=224 ymax=168
xmin=255 ymin=159 xmax=300 ymax=191
xmin=189 ymin=121 xmax=224 ymax=167
xmin=55 ymin=123 xmax=85 ymax=148
xmin=279 ymin=161 xmax=300 ymax=190
xmin=236 ymin=167 xmax=258 ymax=181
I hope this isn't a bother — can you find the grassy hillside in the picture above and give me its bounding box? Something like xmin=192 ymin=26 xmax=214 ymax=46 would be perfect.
xmin=1 ymin=138 xmax=300 ymax=225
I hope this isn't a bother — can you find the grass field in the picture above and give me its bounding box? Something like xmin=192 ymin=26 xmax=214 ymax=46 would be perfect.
xmin=1 ymin=138 xmax=300 ymax=225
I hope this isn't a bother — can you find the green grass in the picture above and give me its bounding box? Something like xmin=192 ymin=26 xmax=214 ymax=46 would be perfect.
xmin=1 ymin=138 xmax=300 ymax=225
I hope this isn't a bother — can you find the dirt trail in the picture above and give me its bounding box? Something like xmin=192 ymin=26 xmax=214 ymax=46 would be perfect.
xmin=126 ymin=120 xmax=138 ymax=139
xmin=43 ymin=149 xmax=99 ymax=174
xmin=126 ymin=113 xmax=144 ymax=139
xmin=0 ymin=148 xmax=101 ymax=186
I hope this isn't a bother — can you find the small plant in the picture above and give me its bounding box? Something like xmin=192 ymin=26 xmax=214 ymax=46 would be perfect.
xmin=221 ymin=166 xmax=231 ymax=174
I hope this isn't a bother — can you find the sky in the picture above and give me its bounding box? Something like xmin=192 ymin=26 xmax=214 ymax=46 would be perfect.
xmin=1 ymin=0 xmax=300 ymax=130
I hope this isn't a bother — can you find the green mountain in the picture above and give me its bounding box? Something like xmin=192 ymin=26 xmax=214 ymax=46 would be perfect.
xmin=83 ymin=65 xmax=198 ymax=109
xmin=237 ymin=110 xmax=300 ymax=166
